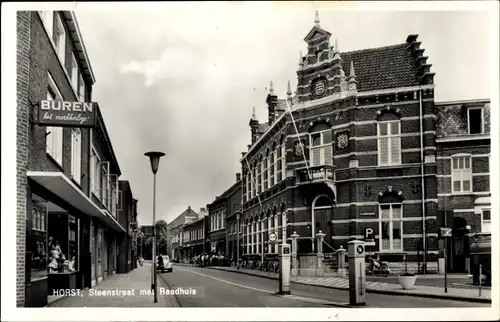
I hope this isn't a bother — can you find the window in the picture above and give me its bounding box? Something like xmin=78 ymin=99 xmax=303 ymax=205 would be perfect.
xmin=48 ymin=212 xmax=80 ymax=273
xmin=277 ymin=142 xmax=283 ymax=182
xmin=71 ymin=53 xmax=78 ymax=91
xmin=39 ymin=11 xmax=54 ymax=39
xmin=78 ymin=74 xmax=85 ymax=102
xmin=264 ymin=150 xmax=269 ymax=190
xmin=246 ymin=173 xmax=251 ymax=201
xmin=378 ymin=121 xmax=401 ymax=166
xmin=100 ymin=162 xmax=109 ymax=205
xmin=30 ymin=193 xmax=48 ymax=282
xmin=53 ymin=13 xmax=66 ymax=66
xmin=481 ymin=209 xmax=491 ymax=233
xmin=71 ymin=129 xmax=82 ymax=184
xmin=468 ymin=108 xmax=484 ymax=135
xmin=270 ymin=147 xmax=276 ymax=187
xmin=281 ymin=140 xmax=286 ymax=180
xmin=310 ymin=130 xmax=333 ymax=166
xmin=45 ymin=89 xmax=63 ymax=165
xmin=451 ymin=156 xmax=472 ymax=193
xmin=257 ymin=157 xmax=262 ymax=194
xmin=260 ymin=157 xmax=265 ymax=193
xmin=379 ymin=204 xmax=403 ymax=251
xmin=90 ymin=146 xmax=100 ymax=196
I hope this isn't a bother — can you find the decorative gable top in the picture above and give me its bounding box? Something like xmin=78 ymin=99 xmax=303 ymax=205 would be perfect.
xmin=304 ymin=26 xmax=332 ymax=42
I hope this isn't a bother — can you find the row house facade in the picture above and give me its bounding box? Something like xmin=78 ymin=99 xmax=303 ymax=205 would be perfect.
xmin=16 ymin=11 xmax=135 ymax=307
xmin=168 ymin=206 xmax=203 ymax=261
xmin=206 ymin=174 xmax=241 ymax=258
xmin=181 ymin=217 xmax=207 ymax=260
xmin=238 ymin=14 xmax=491 ymax=271
xmin=226 ymin=174 xmax=243 ymax=262
xmin=117 ymin=181 xmax=139 ymax=273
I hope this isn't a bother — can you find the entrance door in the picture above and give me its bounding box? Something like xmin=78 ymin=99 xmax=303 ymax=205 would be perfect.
xmin=312 ymin=195 xmax=334 ymax=253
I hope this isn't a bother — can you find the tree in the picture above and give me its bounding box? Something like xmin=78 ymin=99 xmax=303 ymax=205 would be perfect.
xmin=156 ymin=220 xmax=168 ymax=255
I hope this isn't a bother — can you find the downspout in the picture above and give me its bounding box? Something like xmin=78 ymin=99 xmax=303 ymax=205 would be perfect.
xmin=419 ymin=88 xmax=427 ymax=273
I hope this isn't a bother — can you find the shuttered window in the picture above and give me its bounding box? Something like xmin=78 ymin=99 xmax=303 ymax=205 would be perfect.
xmin=378 ymin=121 xmax=401 ymax=166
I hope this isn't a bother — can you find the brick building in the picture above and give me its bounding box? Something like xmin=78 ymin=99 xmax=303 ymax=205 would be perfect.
xmin=117 ymin=181 xmax=139 ymax=273
xmin=181 ymin=217 xmax=207 ymax=260
xmin=435 ymin=99 xmax=491 ymax=273
xmin=225 ymin=174 xmax=243 ymax=263
xmin=168 ymin=206 xmax=201 ymax=261
xmin=206 ymin=174 xmax=241 ymax=257
xmin=16 ymin=11 xmax=136 ymax=307
xmin=238 ymin=13 xmax=490 ymax=272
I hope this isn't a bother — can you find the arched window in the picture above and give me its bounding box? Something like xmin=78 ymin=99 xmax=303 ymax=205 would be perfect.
xmin=309 ymin=123 xmax=333 ymax=166
xmin=379 ymin=194 xmax=403 ymax=252
xmin=260 ymin=154 xmax=265 ymax=193
xmin=281 ymin=135 xmax=287 ymax=181
xmin=264 ymin=149 xmax=270 ymax=190
xmin=377 ymin=113 xmax=401 ymax=166
xmin=270 ymin=143 xmax=276 ymax=187
xmin=451 ymin=154 xmax=472 ymax=193
xmin=257 ymin=154 xmax=263 ymax=194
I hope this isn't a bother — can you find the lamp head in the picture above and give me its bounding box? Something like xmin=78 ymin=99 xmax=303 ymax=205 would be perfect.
xmin=144 ymin=151 xmax=166 ymax=174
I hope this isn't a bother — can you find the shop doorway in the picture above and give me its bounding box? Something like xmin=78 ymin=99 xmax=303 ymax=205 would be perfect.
xmin=448 ymin=217 xmax=469 ymax=273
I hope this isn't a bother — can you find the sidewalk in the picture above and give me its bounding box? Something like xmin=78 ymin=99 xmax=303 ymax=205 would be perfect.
xmin=47 ymin=263 xmax=179 ymax=307
xmin=202 ymin=265 xmax=491 ymax=303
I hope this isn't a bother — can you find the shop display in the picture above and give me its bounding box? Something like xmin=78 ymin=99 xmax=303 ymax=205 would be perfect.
xmin=30 ymin=194 xmax=48 ymax=281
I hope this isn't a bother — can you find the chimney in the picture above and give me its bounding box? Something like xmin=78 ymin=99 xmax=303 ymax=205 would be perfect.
xmin=199 ymin=207 xmax=206 ymax=213
xmin=188 ymin=206 xmax=191 ymax=210
xmin=236 ymin=173 xmax=241 ymax=182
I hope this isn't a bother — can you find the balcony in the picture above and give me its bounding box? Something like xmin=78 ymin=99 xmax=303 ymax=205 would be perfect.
xmin=295 ymin=164 xmax=337 ymax=197
xmin=295 ymin=164 xmax=336 ymax=184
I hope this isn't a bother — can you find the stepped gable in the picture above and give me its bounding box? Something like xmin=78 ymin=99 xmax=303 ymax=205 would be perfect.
xmin=339 ymin=43 xmax=420 ymax=92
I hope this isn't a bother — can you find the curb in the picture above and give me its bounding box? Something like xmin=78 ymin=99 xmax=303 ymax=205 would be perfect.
xmin=206 ymin=267 xmax=491 ymax=304
xmin=157 ymin=272 xmax=182 ymax=307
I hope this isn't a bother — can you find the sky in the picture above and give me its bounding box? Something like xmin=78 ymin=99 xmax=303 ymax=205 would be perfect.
xmin=72 ymin=2 xmax=492 ymax=226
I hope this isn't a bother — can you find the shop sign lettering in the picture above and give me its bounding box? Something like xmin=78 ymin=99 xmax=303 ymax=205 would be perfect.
xmin=38 ymin=100 xmax=96 ymax=127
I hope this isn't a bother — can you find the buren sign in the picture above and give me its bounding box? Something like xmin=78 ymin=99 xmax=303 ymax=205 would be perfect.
xmin=38 ymin=100 xmax=96 ymax=127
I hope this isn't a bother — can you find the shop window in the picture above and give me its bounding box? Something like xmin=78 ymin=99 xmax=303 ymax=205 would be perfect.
xmin=71 ymin=128 xmax=82 ymax=184
xmin=379 ymin=203 xmax=403 ymax=252
xmin=482 ymin=209 xmax=491 ymax=233
xmin=48 ymin=213 xmax=79 ymax=274
xmin=378 ymin=121 xmax=401 ymax=166
xmin=451 ymin=155 xmax=472 ymax=193
xmin=468 ymin=108 xmax=484 ymax=134
xmin=30 ymin=193 xmax=48 ymax=282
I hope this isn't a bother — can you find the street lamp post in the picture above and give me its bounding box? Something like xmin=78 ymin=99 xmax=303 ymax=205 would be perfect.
xmin=145 ymin=151 xmax=166 ymax=303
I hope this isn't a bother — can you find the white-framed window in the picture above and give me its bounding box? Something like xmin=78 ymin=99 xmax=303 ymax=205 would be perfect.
xmin=310 ymin=129 xmax=333 ymax=166
xmin=277 ymin=141 xmax=283 ymax=182
xmin=252 ymin=166 xmax=257 ymax=197
xmin=451 ymin=155 xmax=472 ymax=193
xmin=270 ymin=148 xmax=276 ymax=187
xmin=90 ymin=146 xmax=98 ymax=194
xmin=246 ymin=173 xmax=251 ymax=202
xmin=281 ymin=140 xmax=286 ymax=180
xmin=481 ymin=208 xmax=491 ymax=233
xmin=70 ymin=128 xmax=82 ymax=184
xmin=468 ymin=107 xmax=484 ymax=135
xmin=70 ymin=53 xmax=79 ymax=91
xmin=38 ymin=11 xmax=54 ymax=39
xmin=45 ymin=76 xmax=63 ymax=166
xmin=53 ymin=13 xmax=66 ymax=66
xmin=257 ymin=158 xmax=262 ymax=194
xmin=264 ymin=150 xmax=269 ymax=190
xmin=379 ymin=203 xmax=403 ymax=251
xmin=274 ymin=215 xmax=279 ymax=253
xmin=378 ymin=121 xmax=401 ymax=166
xmin=78 ymin=74 xmax=85 ymax=102
xmin=260 ymin=157 xmax=265 ymax=193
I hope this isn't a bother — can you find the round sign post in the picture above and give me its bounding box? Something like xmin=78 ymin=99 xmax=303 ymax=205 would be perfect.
xmin=269 ymin=232 xmax=277 ymax=244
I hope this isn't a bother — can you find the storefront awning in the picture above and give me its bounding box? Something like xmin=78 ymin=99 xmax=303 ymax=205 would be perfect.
xmin=28 ymin=171 xmax=124 ymax=232
xmin=100 ymin=209 xmax=126 ymax=232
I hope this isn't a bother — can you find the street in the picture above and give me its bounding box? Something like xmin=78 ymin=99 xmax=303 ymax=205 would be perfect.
xmin=159 ymin=265 xmax=489 ymax=308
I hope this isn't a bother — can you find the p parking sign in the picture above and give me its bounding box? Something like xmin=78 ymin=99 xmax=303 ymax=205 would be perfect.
xmin=364 ymin=228 xmax=375 ymax=246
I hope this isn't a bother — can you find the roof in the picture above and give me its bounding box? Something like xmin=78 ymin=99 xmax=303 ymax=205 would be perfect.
xmin=207 ymin=179 xmax=242 ymax=210
xmin=167 ymin=206 xmax=199 ymax=228
xmin=338 ymin=43 xmax=420 ymax=92
xmin=61 ymin=12 xmax=96 ymax=85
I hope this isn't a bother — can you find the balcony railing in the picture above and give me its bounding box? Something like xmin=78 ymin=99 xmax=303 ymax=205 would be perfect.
xmin=295 ymin=164 xmax=336 ymax=184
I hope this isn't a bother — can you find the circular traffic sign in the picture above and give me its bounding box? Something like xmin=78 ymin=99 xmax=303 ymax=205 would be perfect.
xmin=269 ymin=232 xmax=277 ymax=243
xmin=356 ymin=245 xmax=364 ymax=254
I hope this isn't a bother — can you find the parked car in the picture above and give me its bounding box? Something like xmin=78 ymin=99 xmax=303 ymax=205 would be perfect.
xmin=157 ymin=255 xmax=173 ymax=273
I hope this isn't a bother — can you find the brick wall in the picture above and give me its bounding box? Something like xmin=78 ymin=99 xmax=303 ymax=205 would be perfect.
xmin=17 ymin=10 xmax=32 ymax=308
